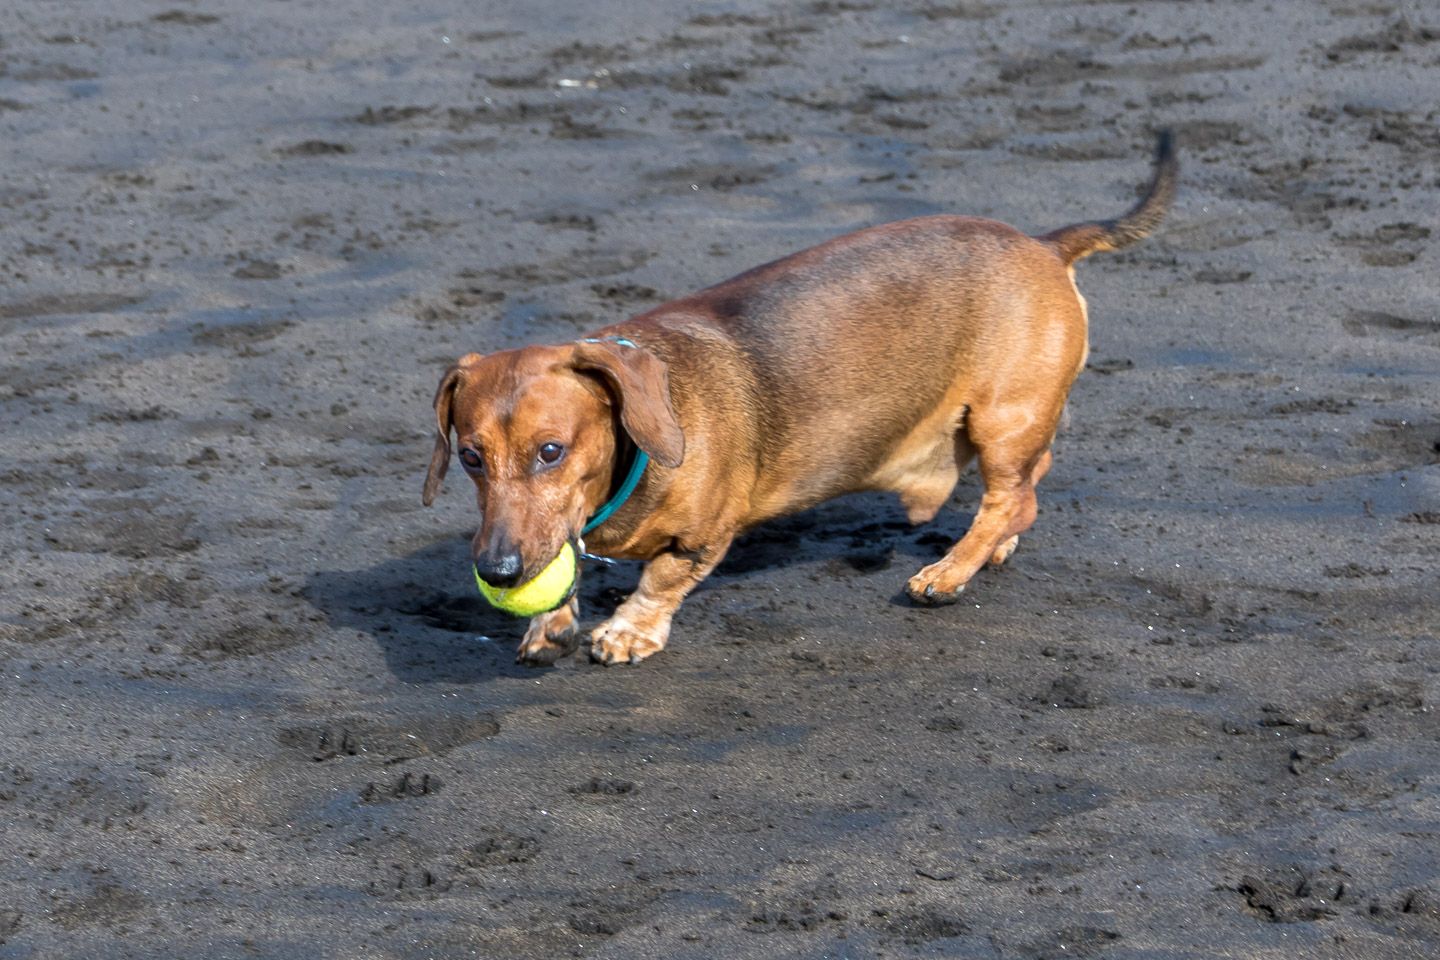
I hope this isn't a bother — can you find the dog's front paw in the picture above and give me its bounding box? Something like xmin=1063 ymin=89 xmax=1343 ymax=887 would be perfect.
xmin=589 ymin=614 xmax=668 ymax=666
xmin=516 ymin=600 xmax=580 ymax=666
xmin=905 ymin=561 xmax=968 ymax=606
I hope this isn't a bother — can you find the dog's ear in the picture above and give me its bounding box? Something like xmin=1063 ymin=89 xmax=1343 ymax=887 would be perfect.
xmin=571 ymin=340 xmax=685 ymax=469
xmin=422 ymin=364 xmax=464 ymax=506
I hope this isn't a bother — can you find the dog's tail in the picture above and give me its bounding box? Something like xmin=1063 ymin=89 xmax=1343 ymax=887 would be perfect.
xmin=1040 ymin=130 xmax=1177 ymax=265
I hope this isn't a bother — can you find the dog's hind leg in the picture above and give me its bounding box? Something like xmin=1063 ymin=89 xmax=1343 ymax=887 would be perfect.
xmin=987 ymin=447 xmax=1052 ymax=567
xmin=905 ymin=402 xmax=1061 ymax=605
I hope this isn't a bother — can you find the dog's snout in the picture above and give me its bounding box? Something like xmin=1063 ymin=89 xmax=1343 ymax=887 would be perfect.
xmin=474 ymin=547 xmax=524 ymax=587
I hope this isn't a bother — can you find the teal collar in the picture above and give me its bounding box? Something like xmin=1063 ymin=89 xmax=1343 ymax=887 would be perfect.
xmin=582 ymin=446 xmax=649 ymax=535
xmin=578 ymin=335 xmax=640 ymax=349
xmin=578 ymin=335 xmax=648 ymax=535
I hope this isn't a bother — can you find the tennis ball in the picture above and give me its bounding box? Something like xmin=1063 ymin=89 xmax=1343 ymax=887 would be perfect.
xmin=475 ymin=541 xmax=577 ymax=617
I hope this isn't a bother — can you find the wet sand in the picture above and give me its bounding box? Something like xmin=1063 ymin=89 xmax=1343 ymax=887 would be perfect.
xmin=1 ymin=1 xmax=1437 ymax=957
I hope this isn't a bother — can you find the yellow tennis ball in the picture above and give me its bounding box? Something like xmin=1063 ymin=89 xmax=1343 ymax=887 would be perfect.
xmin=475 ymin=541 xmax=577 ymax=617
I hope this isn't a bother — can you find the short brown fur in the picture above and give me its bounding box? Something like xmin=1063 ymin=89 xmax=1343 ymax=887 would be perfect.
xmin=424 ymin=133 xmax=1177 ymax=665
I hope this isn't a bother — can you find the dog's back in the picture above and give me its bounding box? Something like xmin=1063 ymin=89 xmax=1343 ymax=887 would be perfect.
xmin=620 ymin=132 xmax=1177 ymax=517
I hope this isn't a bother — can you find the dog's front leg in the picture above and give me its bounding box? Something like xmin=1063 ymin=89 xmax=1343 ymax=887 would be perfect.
xmin=590 ymin=537 xmax=732 ymax=665
xmin=516 ymin=595 xmax=580 ymax=666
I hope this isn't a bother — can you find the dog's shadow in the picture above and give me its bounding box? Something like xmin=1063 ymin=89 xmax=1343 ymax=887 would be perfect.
xmin=304 ymin=493 xmax=969 ymax=684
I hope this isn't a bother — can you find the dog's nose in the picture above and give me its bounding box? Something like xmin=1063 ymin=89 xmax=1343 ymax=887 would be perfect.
xmin=474 ymin=548 xmax=524 ymax=587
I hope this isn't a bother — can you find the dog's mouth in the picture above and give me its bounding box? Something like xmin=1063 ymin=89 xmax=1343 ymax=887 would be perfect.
xmin=512 ymin=537 xmax=582 ymax=587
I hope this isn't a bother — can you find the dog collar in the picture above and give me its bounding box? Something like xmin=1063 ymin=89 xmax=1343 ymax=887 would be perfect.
xmin=578 ymin=335 xmax=648 ymax=535
xmin=578 ymin=335 xmax=640 ymax=349
xmin=582 ymin=446 xmax=649 ymax=535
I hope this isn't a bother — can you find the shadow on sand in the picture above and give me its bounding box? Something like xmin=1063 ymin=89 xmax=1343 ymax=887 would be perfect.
xmin=305 ymin=492 xmax=971 ymax=684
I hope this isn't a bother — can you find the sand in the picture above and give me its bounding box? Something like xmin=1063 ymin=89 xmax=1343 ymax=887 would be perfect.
xmin=1 ymin=1 xmax=1437 ymax=957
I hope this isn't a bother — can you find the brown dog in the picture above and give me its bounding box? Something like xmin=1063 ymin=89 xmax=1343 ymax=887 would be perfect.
xmin=423 ymin=132 xmax=1176 ymax=666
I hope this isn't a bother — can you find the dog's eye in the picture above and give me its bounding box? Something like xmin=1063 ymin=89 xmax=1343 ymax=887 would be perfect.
xmin=537 ymin=442 xmax=565 ymax=466
xmin=458 ymin=448 xmax=484 ymax=472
